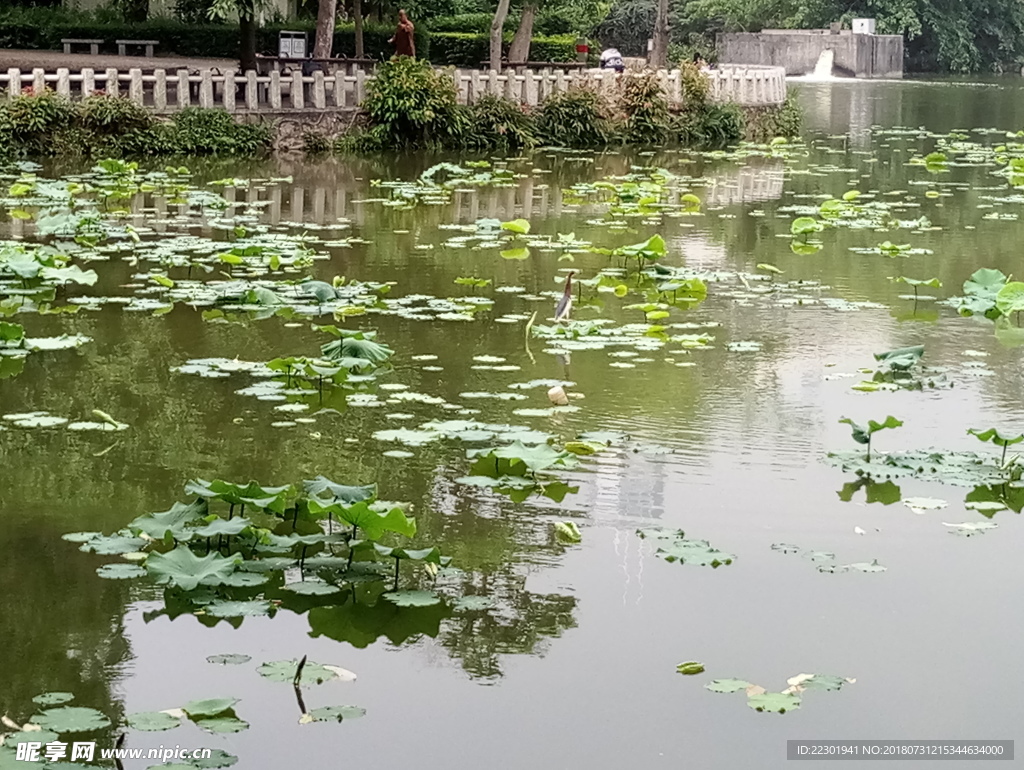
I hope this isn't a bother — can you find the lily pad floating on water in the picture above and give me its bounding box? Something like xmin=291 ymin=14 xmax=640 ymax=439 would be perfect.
xmin=705 ymin=679 xmax=754 ymax=693
xmin=126 ymin=711 xmax=183 ymax=732
xmin=943 ymin=521 xmax=998 ymax=536
xmin=31 ymin=692 xmax=75 ymax=706
xmin=554 ymin=521 xmax=582 ymax=543
xmin=676 ymin=661 xmax=705 ymax=675
xmin=747 ymin=692 xmax=801 ymax=713
xmin=902 ymin=497 xmax=947 ymax=514
xmin=31 ymin=706 xmax=111 ymax=733
xmin=96 ymin=563 xmax=146 ymax=580
xmin=258 ymin=660 xmax=356 ymax=685
xmin=196 ymin=716 xmax=249 ymax=734
xmin=206 ymin=654 xmax=251 ymax=666
xmin=636 ymin=528 xmax=735 ymax=567
xmin=383 ymin=589 xmax=443 ymax=607
xmin=300 ymin=705 xmax=366 ymax=724
xmin=453 ymin=595 xmax=494 ymax=611
xmin=204 ymin=600 xmax=274 ymax=618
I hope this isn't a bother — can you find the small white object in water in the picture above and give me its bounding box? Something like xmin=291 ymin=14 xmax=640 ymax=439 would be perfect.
xmin=854 ymin=526 xmax=866 ymax=535
xmin=547 ymin=385 xmax=570 ymax=406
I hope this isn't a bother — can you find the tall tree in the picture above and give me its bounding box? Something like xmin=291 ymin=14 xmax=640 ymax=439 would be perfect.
xmin=313 ymin=0 xmax=338 ymax=58
xmin=507 ymin=2 xmax=537 ymax=63
xmin=209 ymin=0 xmax=261 ymax=72
xmin=490 ymin=0 xmax=512 ymax=70
xmin=649 ymin=0 xmax=669 ymax=68
xmin=354 ymin=0 xmax=364 ymax=57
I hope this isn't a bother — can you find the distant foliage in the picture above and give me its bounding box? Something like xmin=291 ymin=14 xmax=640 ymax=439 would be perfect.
xmin=743 ymin=95 xmax=802 ymax=142
xmin=0 ymin=92 xmax=271 ymax=158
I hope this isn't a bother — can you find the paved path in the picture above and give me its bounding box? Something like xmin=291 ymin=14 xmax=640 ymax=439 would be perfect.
xmin=0 ymin=49 xmax=238 ymax=72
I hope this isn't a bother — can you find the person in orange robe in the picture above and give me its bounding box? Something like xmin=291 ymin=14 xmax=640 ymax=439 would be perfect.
xmin=390 ymin=10 xmax=415 ymax=58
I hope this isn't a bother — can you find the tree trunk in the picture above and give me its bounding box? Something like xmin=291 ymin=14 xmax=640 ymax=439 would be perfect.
xmin=650 ymin=0 xmax=669 ymax=69
xmin=239 ymin=10 xmax=258 ymax=72
xmin=313 ymin=0 xmax=337 ymax=59
xmin=353 ymin=0 xmax=364 ymax=57
xmin=507 ymin=2 xmax=536 ymax=64
xmin=489 ymin=0 xmax=511 ymax=71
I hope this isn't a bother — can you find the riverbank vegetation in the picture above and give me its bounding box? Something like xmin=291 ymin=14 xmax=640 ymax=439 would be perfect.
xmin=331 ymin=58 xmax=800 ymax=153
xmin=0 ymin=92 xmax=272 ymax=158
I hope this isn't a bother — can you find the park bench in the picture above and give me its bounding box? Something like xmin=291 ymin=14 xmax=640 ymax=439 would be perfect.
xmin=117 ymin=39 xmax=160 ymax=57
xmin=62 ymin=39 xmax=104 ymax=55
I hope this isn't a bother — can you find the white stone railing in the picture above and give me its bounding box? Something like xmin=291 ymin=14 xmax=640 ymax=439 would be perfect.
xmin=0 ymin=64 xmax=786 ymax=113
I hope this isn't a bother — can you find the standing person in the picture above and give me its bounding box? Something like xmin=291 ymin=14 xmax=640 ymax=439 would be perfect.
xmin=390 ymin=9 xmax=415 ymax=58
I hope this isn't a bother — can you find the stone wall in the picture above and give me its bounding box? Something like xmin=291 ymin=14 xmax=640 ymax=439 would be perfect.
xmin=717 ymin=30 xmax=903 ymax=79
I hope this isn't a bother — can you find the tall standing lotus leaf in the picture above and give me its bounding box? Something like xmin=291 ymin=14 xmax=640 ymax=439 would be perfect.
xmin=618 ymin=234 xmax=666 ymax=263
xmin=192 ymin=517 xmax=253 ymax=538
xmin=302 ymin=476 xmax=376 ymax=503
xmin=958 ymin=268 xmax=1008 ymax=317
xmin=839 ymin=415 xmax=903 ymax=460
xmin=334 ymin=501 xmax=417 ymax=540
xmin=873 ymin=345 xmax=924 ymax=371
xmin=790 ymin=217 xmax=823 ymax=236
xmin=499 ymin=218 xmax=531 ymax=235
xmin=968 ymin=427 xmax=1024 ymax=465
xmin=129 ymin=499 xmax=208 ymax=542
xmin=995 ymin=281 xmax=1024 ymax=320
xmin=0 ymin=321 xmax=25 ymax=348
xmin=490 ymin=441 xmax=580 ymax=474
xmin=315 ymin=325 xmax=394 ymax=365
xmin=146 ymin=546 xmax=242 ymax=591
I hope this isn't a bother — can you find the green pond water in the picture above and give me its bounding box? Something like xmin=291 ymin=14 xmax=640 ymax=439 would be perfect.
xmin=3 ymin=78 xmax=1024 ymax=769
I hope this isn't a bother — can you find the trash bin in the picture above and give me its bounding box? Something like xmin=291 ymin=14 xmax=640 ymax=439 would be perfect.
xmin=279 ymin=31 xmax=307 ymax=59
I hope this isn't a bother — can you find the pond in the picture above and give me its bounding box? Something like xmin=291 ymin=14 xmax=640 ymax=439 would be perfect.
xmin=2 ymin=78 xmax=1024 ymax=769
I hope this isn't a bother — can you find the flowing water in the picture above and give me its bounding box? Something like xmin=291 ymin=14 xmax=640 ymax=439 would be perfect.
xmin=3 ymin=79 xmax=1024 ymax=769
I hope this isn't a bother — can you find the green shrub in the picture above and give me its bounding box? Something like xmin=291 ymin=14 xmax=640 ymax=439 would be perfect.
xmin=0 ymin=90 xmax=76 ymax=155
xmin=0 ymin=91 xmax=271 ymax=159
xmin=672 ymin=102 xmax=744 ymax=148
xmin=425 ymin=13 xmax=493 ymax=33
xmin=618 ymin=69 xmax=670 ymax=145
xmin=359 ymin=56 xmax=470 ymax=149
xmin=742 ymin=94 xmax=802 ymax=141
xmin=536 ymin=88 xmax=612 ymax=148
xmin=428 ymin=32 xmax=577 ymax=66
xmin=168 ymin=108 xmax=272 ymax=155
xmin=468 ymin=95 xmax=537 ymax=151
xmin=78 ymin=94 xmax=154 ymax=136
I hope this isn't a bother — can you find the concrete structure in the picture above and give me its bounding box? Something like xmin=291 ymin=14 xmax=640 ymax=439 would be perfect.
xmin=0 ymin=63 xmax=787 ymax=114
xmin=717 ymin=28 xmax=903 ymax=79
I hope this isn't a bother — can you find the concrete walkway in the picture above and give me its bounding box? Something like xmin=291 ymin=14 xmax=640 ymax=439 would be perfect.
xmin=0 ymin=48 xmax=238 ymax=73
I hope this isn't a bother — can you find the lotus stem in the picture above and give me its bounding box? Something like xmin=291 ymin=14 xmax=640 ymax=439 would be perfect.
xmin=393 ymin=556 xmax=401 ymax=592
xmin=1002 ymin=443 xmax=1008 ymax=466
xmin=205 ymin=536 xmax=211 ymax=554
xmin=300 ymin=544 xmax=308 ymax=569
xmin=293 ymin=655 xmax=307 ymax=687
xmin=228 ymin=503 xmax=235 ymax=519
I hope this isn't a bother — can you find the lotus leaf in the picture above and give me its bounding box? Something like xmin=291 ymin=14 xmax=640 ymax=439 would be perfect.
xmin=146 ymin=546 xmax=242 ymax=591
xmin=181 ymin=698 xmax=239 ymax=718
xmin=126 ymin=711 xmax=183 ymax=731
xmin=384 ymin=590 xmax=443 ymax=607
xmin=302 ymin=705 xmax=366 ymax=723
xmin=31 ymin=706 xmax=111 ymax=733
xmin=747 ymin=692 xmax=801 ymax=713
xmin=32 ymin=692 xmax=74 ymax=706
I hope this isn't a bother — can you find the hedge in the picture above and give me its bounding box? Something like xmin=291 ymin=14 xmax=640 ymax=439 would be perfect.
xmin=426 ymin=12 xmax=579 ymax=37
xmin=428 ymin=32 xmax=577 ymax=67
xmin=0 ymin=11 xmax=430 ymax=62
